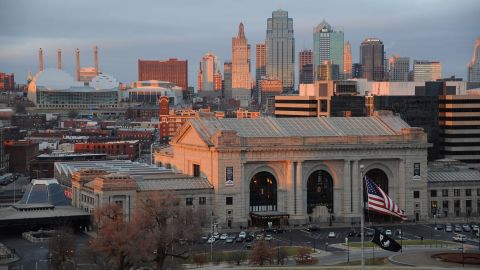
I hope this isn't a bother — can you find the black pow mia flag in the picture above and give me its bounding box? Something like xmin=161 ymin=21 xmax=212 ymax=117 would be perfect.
xmin=371 ymin=229 xmax=402 ymax=252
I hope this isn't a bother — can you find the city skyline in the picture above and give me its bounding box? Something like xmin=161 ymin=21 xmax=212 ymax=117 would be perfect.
xmin=0 ymin=0 xmax=478 ymax=86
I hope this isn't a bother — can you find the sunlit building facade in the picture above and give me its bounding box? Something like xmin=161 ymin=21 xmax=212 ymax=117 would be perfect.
xmin=413 ymin=60 xmax=442 ymax=82
xmin=299 ymin=49 xmax=313 ymax=84
xmin=360 ymin=38 xmax=385 ymax=81
xmin=468 ymin=38 xmax=480 ymax=82
xmin=137 ymin=59 xmax=188 ymax=90
xmin=198 ymin=53 xmax=222 ymax=92
xmin=389 ymin=55 xmax=410 ymax=82
xmin=343 ymin=42 xmax=352 ymax=79
xmin=266 ymin=9 xmax=295 ymax=92
xmin=313 ymin=20 xmax=344 ymax=80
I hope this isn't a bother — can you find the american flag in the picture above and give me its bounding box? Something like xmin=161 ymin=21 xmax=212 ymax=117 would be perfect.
xmin=365 ymin=176 xmax=406 ymax=220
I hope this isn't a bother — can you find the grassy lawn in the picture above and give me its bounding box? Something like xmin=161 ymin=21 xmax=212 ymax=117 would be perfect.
xmin=344 ymin=239 xmax=454 ymax=248
xmin=335 ymin=256 xmax=388 ymax=266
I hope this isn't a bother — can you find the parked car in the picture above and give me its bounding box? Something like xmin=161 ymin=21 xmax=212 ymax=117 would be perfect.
xmin=213 ymin=232 xmax=220 ymax=239
xmin=225 ymin=236 xmax=235 ymax=243
xmin=445 ymin=224 xmax=453 ymax=232
xmin=239 ymin=231 xmax=247 ymax=238
xmin=385 ymin=230 xmax=392 ymax=236
xmin=236 ymin=236 xmax=244 ymax=243
xmin=245 ymin=235 xmax=254 ymax=242
xmin=454 ymin=225 xmax=462 ymax=232
xmin=264 ymin=234 xmax=273 ymax=241
xmin=244 ymin=243 xmax=252 ymax=249
xmin=435 ymin=224 xmax=444 ymax=230
xmin=452 ymin=234 xmax=466 ymax=242
xmin=207 ymin=237 xmax=215 ymax=244
xmin=328 ymin=232 xmax=336 ymax=238
xmin=463 ymin=224 xmax=471 ymax=232
xmin=366 ymin=229 xmax=374 ymax=237
xmin=220 ymin=233 xmax=228 ymax=240
xmin=256 ymin=233 xmax=264 ymax=240
xmin=472 ymin=225 xmax=479 ymax=232
xmin=347 ymin=231 xmax=355 ymax=237
xmin=306 ymin=225 xmax=321 ymax=232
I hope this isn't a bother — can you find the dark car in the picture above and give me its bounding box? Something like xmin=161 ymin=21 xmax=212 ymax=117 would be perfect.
xmin=306 ymin=225 xmax=320 ymax=232
xmin=0 ymin=180 xmax=8 ymax=186
xmin=347 ymin=231 xmax=355 ymax=237
xmin=235 ymin=236 xmax=244 ymax=243
xmin=435 ymin=224 xmax=444 ymax=230
xmin=245 ymin=235 xmax=254 ymax=242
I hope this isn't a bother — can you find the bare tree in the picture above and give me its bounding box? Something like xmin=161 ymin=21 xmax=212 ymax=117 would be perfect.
xmin=249 ymin=241 xmax=273 ymax=266
xmin=294 ymin=246 xmax=318 ymax=265
xmin=228 ymin=250 xmax=246 ymax=266
xmin=136 ymin=192 xmax=203 ymax=270
xmin=48 ymin=227 xmax=75 ymax=270
xmin=275 ymin=246 xmax=288 ymax=265
xmin=90 ymin=204 xmax=147 ymax=270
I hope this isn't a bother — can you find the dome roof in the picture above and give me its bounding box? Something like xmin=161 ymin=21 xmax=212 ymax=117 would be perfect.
xmin=31 ymin=68 xmax=82 ymax=90
xmin=90 ymin=73 xmax=119 ymax=90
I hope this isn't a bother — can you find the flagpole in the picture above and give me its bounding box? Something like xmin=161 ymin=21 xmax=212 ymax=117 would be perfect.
xmin=360 ymin=164 xmax=365 ymax=270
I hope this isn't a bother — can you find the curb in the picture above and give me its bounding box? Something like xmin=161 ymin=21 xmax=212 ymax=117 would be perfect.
xmin=388 ymin=254 xmax=416 ymax=267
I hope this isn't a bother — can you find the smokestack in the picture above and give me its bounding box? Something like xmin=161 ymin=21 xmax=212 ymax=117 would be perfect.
xmin=76 ymin=48 xmax=80 ymax=81
xmin=39 ymin=48 xmax=44 ymax=72
xmin=94 ymin=45 xmax=99 ymax=75
xmin=57 ymin=49 xmax=62 ymax=70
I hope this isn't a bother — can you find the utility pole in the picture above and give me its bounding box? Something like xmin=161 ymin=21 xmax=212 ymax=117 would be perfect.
xmin=360 ymin=164 xmax=365 ymax=270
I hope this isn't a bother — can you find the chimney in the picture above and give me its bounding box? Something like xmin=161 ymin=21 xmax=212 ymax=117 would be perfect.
xmin=94 ymin=45 xmax=99 ymax=75
xmin=39 ymin=48 xmax=44 ymax=72
xmin=76 ymin=48 xmax=80 ymax=81
xmin=57 ymin=49 xmax=62 ymax=70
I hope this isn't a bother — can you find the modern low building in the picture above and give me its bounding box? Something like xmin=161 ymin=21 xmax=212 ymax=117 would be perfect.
xmin=127 ymin=80 xmax=183 ymax=106
xmin=27 ymin=69 xmax=119 ymax=110
xmin=4 ymin=140 xmax=39 ymax=174
xmin=73 ymin=140 xmax=140 ymax=161
xmin=154 ymin=112 xmax=430 ymax=228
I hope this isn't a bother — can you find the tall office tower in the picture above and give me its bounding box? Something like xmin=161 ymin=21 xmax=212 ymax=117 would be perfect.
xmin=255 ymin=43 xmax=266 ymax=85
xmin=138 ymin=58 xmax=188 ymax=90
xmin=57 ymin=49 xmax=62 ymax=70
xmin=299 ymin=49 xmax=313 ymax=84
xmin=75 ymin=48 xmax=80 ymax=81
xmin=94 ymin=45 xmax=99 ymax=76
xmin=360 ymin=38 xmax=385 ymax=81
xmin=343 ymin=41 xmax=352 ymax=79
xmin=224 ymin=62 xmax=232 ymax=99
xmin=232 ymin=23 xmax=251 ymax=90
xmin=266 ymin=9 xmax=295 ymax=92
xmin=313 ymin=20 xmax=344 ymax=80
xmin=413 ymin=60 xmax=442 ymax=82
xmin=352 ymin=63 xmax=362 ymax=78
xmin=468 ymin=38 xmax=480 ymax=82
xmin=389 ymin=55 xmax=410 ymax=81
xmin=197 ymin=52 xmax=221 ymax=92
xmin=316 ymin=60 xmax=339 ymax=81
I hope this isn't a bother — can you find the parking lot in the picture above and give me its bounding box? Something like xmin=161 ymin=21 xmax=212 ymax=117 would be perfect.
xmin=195 ymin=222 xmax=480 ymax=253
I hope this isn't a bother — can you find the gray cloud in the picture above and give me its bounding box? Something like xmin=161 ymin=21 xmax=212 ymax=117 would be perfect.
xmin=0 ymin=0 xmax=478 ymax=85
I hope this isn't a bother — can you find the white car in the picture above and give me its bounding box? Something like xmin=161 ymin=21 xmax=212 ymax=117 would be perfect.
xmin=220 ymin=233 xmax=228 ymax=240
xmin=207 ymin=237 xmax=215 ymax=244
xmin=385 ymin=230 xmax=392 ymax=236
xmin=213 ymin=232 xmax=220 ymax=239
xmin=264 ymin=234 xmax=273 ymax=241
xmin=328 ymin=232 xmax=336 ymax=238
xmin=452 ymin=234 xmax=466 ymax=242
xmin=239 ymin=231 xmax=247 ymax=238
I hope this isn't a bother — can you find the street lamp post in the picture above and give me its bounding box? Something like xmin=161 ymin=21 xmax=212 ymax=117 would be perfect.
xmin=360 ymin=164 xmax=365 ymax=270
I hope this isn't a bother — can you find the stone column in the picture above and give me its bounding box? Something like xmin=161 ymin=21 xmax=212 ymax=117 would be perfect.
xmin=295 ymin=161 xmax=304 ymax=220
xmin=286 ymin=161 xmax=295 ymax=216
xmin=351 ymin=160 xmax=360 ymax=217
xmin=398 ymin=159 xmax=406 ymax=211
xmin=343 ymin=160 xmax=352 ymax=215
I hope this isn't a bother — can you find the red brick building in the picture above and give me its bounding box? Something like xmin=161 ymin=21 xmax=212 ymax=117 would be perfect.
xmin=138 ymin=59 xmax=188 ymax=90
xmin=0 ymin=72 xmax=14 ymax=91
xmin=74 ymin=140 xmax=140 ymax=161
xmin=4 ymin=140 xmax=39 ymax=174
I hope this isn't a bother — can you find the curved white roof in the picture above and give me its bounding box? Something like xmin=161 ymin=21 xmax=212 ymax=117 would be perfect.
xmin=31 ymin=68 xmax=83 ymax=90
xmin=91 ymin=73 xmax=119 ymax=90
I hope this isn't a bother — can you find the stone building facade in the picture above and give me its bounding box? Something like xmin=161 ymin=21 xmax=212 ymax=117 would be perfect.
xmin=154 ymin=111 xmax=430 ymax=228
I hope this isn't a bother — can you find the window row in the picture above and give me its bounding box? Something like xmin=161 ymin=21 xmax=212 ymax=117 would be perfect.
xmin=185 ymin=196 xmax=207 ymax=206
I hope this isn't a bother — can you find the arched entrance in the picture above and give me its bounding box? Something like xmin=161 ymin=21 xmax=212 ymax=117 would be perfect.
xmin=249 ymin=171 xmax=277 ymax=212
xmin=363 ymin=168 xmax=391 ymax=222
xmin=249 ymin=171 xmax=287 ymax=227
xmin=306 ymin=170 xmax=334 ymax=223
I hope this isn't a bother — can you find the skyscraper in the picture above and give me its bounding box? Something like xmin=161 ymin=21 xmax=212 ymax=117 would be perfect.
xmin=413 ymin=60 xmax=442 ymax=82
xmin=360 ymin=38 xmax=385 ymax=81
xmin=343 ymin=41 xmax=352 ymax=79
xmin=468 ymin=38 xmax=480 ymax=82
xmin=255 ymin=43 xmax=266 ymax=86
xmin=298 ymin=49 xmax=313 ymax=84
xmin=388 ymin=55 xmax=410 ymax=81
xmin=223 ymin=62 xmax=232 ymax=99
xmin=266 ymin=9 xmax=295 ymax=92
xmin=313 ymin=20 xmax=344 ymax=80
xmin=138 ymin=58 xmax=188 ymax=90
xmin=198 ymin=53 xmax=222 ymax=92
xmin=232 ymin=23 xmax=251 ymax=90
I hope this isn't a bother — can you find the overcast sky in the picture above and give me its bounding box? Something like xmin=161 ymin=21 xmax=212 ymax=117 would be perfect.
xmin=0 ymin=0 xmax=478 ymax=86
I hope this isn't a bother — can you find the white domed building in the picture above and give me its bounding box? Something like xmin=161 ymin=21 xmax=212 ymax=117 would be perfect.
xmin=127 ymin=80 xmax=184 ymax=106
xmin=28 ymin=68 xmax=119 ymax=110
